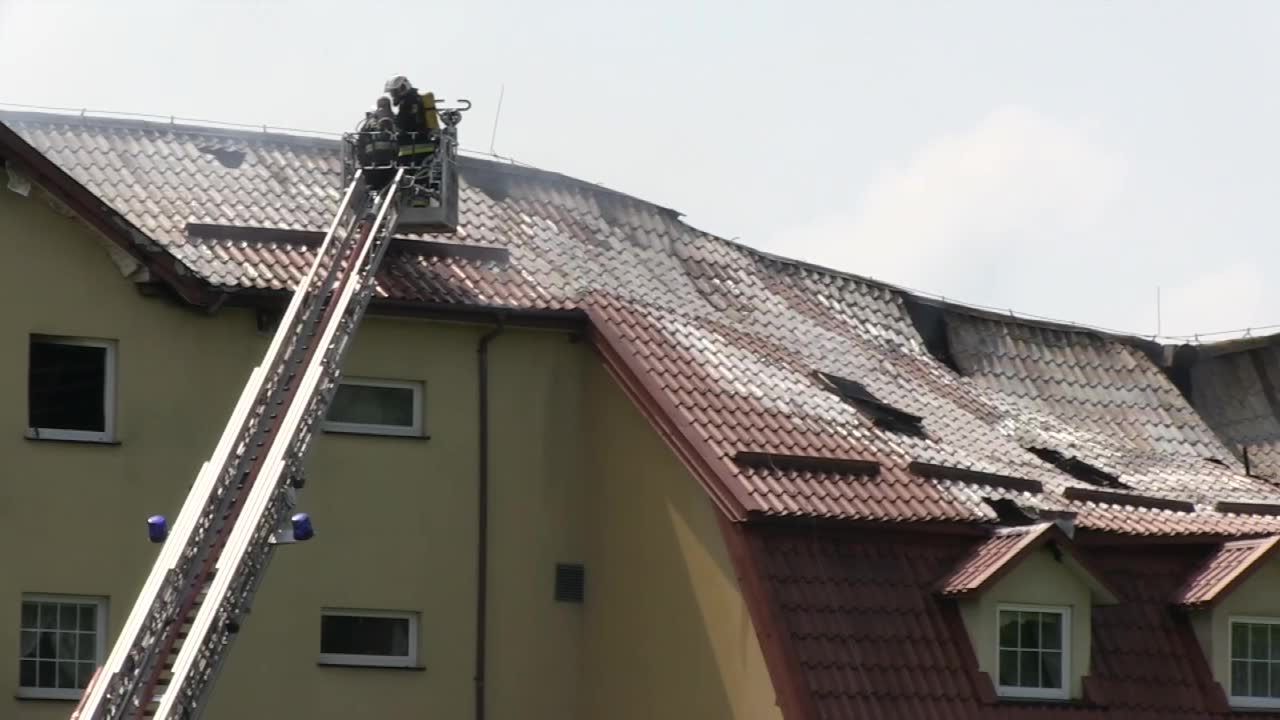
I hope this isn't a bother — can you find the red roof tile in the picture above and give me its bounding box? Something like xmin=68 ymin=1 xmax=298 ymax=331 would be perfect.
xmin=734 ymin=525 xmax=1272 ymax=719
xmin=938 ymin=524 xmax=1053 ymax=596
xmin=938 ymin=522 xmax=1119 ymax=603
xmin=1174 ymin=535 xmax=1280 ymax=607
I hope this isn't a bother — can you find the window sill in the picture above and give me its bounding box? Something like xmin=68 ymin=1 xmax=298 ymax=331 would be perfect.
xmin=24 ymin=430 xmax=120 ymax=446
xmin=320 ymin=429 xmax=430 ymax=441
xmin=16 ymin=690 xmax=81 ymax=702
xmin=317 ymin=662 xmax=426 ymax=672
xmin=1230 ymin=698 xmax=1280 ymax=711
xmin=993 ymin=696 xmax=1082 ymax=707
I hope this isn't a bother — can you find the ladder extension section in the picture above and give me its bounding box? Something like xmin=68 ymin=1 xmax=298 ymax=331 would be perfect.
xmin=73 ymin=169 xmax=405 ymax=720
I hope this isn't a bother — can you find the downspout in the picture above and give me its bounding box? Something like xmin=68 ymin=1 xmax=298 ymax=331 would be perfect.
xmin=475 ymin=316 xmax=505 ymax=720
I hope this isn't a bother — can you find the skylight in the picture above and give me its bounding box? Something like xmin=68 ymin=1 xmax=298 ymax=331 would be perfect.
xmin=815 ymin=371 xmax=925 ymax=437
xmin=1026 ymin=447 xmax=1128 ymax=489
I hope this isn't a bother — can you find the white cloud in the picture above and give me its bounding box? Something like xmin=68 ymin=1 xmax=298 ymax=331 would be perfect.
xmin=767 ymin=106 xmax=1129 ymax=295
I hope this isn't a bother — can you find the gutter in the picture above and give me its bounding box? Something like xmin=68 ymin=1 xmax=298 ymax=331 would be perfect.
xmin=474 ymin=315 xmax=505 ymax=720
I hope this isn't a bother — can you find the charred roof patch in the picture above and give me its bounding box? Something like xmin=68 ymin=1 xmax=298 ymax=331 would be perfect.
xmin=816 ymin=371 xmax=926 ymax=437
xmin=196 ymin=144 xmax=246 ymax=169
xmin=1026 ymin=447 xmax=1128 ymax=489
xmin=901 ymin=295 xmax=961 ymax=373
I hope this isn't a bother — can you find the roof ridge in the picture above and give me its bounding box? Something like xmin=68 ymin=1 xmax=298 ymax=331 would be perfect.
xmin=0 ymin=108 xmax=342 ymax=149
xmin=6 ymin=107 xmax=1280 ymax=358
xmin=0 ymin=107 xmax=690 ymax=220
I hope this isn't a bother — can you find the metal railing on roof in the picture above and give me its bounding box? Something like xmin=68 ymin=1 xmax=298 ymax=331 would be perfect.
xmin=0 ymin=101 xmax=536 ymax=167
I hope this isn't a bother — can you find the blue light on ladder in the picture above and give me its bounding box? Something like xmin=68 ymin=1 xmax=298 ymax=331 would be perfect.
xmin=147 ymin=516 xmax=168 ymax=543
xmin=291 ymin=513 xmax=314 ymax=541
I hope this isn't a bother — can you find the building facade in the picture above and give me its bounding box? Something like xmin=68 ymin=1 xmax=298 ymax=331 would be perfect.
xmin=5 ymin=109 xmax=1280 ymax=719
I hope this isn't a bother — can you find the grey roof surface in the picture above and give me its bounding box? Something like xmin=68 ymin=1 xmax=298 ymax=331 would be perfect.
xmin=6 ymin=108 xmax=1280 ymax=535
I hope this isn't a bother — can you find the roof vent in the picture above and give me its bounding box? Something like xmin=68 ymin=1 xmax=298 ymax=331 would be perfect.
xmin=816 ymin=371 xmax=925 ymax=437
xmin=554 ymin=563 xmax=585 ymax=604
xmin=1026 ymin=447 xmax=1128 ymax=489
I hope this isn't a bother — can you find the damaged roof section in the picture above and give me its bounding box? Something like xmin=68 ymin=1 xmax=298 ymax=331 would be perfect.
xmin=8 ymin=109 xmax=1280 ymax=534
xmin=814 ymin=370 xmax=926 ymax=437
xmin=1191 ymin=340 xmax=1280 ymax=479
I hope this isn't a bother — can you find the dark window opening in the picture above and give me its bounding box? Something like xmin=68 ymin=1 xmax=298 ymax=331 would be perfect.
xmin=29 ymin=339 xmax=109 ymax=434
xmin=815 ymin=371 xmax=925 ymax=437
xmin=1027 ymin=447 xmax=1127 ymax=489
xmin=320 ymin=613 xmax=411 ymax=658
xmin=323 ymin=380 xmax=423 ymax=437
xmin=328 ymin=384 xmax=414 ymax=427
xmin=554 ymin=563 xmax=585 ymax=603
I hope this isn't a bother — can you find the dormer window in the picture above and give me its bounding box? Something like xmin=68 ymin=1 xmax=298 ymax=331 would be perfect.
xmin=1229 ymin=618 xmax=1280 ymax=708
xmin=938 ymin=523 xmax=1117 ymax=703
xmin=998 ymin=605 xmax=1070 ymax=699
xmin=1174 ymin=535 xmax=1280 ymax=710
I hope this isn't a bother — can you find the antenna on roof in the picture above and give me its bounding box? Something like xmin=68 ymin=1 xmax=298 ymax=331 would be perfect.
xmin=489 ymin=83 xmax=505 ymax=156
xmin=1156 ymin=285 xmax=1162 ymax=336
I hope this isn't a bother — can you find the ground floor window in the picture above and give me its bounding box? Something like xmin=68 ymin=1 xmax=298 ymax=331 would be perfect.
xmin=18 ymin=595 xmax=107 ymax=699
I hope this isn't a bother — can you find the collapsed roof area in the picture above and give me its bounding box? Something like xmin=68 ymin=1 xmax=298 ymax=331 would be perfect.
xmin=5 ymin=108 xmax=1276 ymax=536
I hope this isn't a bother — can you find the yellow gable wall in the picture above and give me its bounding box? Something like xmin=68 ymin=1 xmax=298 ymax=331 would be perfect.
xmin=0 ymin=184 xmax=777 ymax=719
xmin=1192 ymin=556 xmax=1280 ymax=703
xmin=580 ymin=361 xmax=782 ymax=720
xmin=958 ymin=547 xmax=1094 ymax=699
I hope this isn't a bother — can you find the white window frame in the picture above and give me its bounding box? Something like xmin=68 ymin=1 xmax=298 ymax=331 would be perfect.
xmin=318 ymin=608 xmax=419 ymax=668
xmin=321 ymin=378 xmax=424 ymax=438
xmin=26 ymin=336 xmax=118 ymax=443
xmin=995 ymin=603 xmax=1071 ymax=700
xmin=1227 ymin=615 xmax=1280 ymax=708
xmin=18 ymin=594 xmax=108 ymax=700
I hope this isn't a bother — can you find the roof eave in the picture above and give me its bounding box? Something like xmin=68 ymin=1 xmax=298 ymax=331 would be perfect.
xmin=1175 ymin=535 xmax=1280 ymax=609
xmin=0 ymin=119 xmax=218 ymax=309
xmin=585 ymin=305 xmax=754 ymax=521
xmin=940 ymin=524 xmax=1121 ymax=605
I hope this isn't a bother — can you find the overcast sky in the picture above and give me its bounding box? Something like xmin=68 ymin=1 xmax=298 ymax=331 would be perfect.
xmin=2 ymin=0 xmax=1278 ymax=340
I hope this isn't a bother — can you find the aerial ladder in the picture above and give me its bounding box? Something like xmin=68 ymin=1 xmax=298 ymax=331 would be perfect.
xmin=71 ymin=102 xmax=467 ymax=720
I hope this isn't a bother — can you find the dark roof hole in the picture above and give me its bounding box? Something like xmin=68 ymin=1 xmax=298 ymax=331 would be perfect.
xmin=1027 ymin=447 xmax=1128 ymax=489
xmin=816 ymin=371 xmax=926 ymax=438
xmin=197 ymin=145 xmax=246 ymax=169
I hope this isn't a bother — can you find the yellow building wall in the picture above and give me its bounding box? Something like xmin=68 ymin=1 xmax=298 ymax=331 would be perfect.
xmin=0 ymin=184 xmax=777 ymax=719
xmin=958 ymin=548 xmax=1093 ymax=699
xmin=580 ymin=361 xmax=782 ymax=720
xmin=1192 ymin=556 xmax=1280 ymax=705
